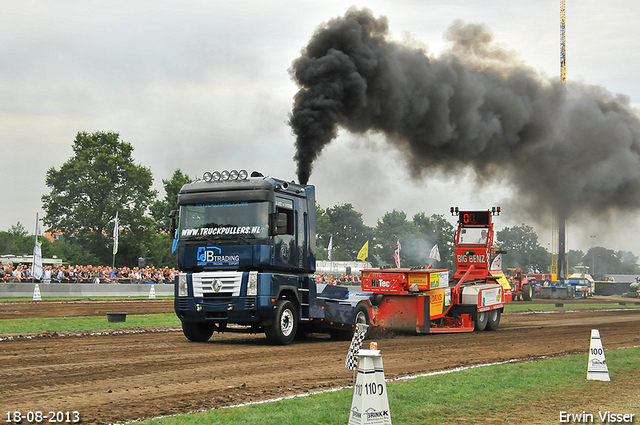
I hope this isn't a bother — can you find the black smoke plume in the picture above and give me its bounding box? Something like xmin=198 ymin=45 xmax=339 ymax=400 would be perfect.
xmin=289 ymin=8 xmax=640 ymax=220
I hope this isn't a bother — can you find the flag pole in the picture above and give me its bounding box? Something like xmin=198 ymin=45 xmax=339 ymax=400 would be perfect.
xmin=31 ymin=213 xmax=43 ymax=283
xmin=112 ymin=212 xmax=119 ymax=269
xmin=32 ymin=213 xmax=37 ymax=284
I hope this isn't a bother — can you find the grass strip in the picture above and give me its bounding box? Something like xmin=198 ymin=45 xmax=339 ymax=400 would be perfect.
xmin=1 ymin=302 xmax=636 ymax=334
xmin=0 ymin=313 xmax=180 ymax=334
xmin=504 ymin=302 xmax=640 ymax=312
xmin=136 ymin=346 xmax=640 ymax=425
xmin=0 ymin=296 xmax=173 ymax=301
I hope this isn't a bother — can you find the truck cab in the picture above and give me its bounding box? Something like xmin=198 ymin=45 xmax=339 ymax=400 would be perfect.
xmin=171 ymin=170 xmax=367 ymax=344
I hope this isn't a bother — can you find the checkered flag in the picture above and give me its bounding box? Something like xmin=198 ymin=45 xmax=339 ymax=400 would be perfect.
xmin=345 ymin=323 xmax=369 ymax=370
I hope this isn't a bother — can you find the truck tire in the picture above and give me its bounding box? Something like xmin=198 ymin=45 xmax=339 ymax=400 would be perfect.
xmin=265 ymin=300 xmax=298 ymax=345
xmin=330 ymin=303 xmax=370 ymax=341
xmin=354 ymin=303 xmax=370 ymax=327
xmin=522 ymin=284 xmax=533 ymax=301
xmin=182 ymin=321 xmax=215 ymax=342
xmin=485 ymin=309 xmax=501 ymax=331
xmin=474 ymin=311 xmax=488 ymax=331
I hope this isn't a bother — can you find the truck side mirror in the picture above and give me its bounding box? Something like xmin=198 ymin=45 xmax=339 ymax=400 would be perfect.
xmin=169 ymin=209 xmax=177 ymax=238
xmin=270 ymin=212 xmax=288 ymax=236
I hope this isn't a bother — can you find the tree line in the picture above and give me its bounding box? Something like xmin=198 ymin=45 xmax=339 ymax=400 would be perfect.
xmin=317 ymin=207 xmax=640 ymax=279
xmin=1 ymin=131 xmax=638 ymax=278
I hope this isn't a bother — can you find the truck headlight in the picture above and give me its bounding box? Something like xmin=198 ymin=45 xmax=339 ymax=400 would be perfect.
xmin=247 ymin=271 xmax=258 ymax=296
xmin=178 ymin=273 xmax=188 ymax=297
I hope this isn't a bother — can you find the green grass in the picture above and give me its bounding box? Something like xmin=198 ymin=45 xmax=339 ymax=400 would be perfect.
xmin=1 ymin=300 xmax=636 ymax=334
xmin=0 ymin=313 xmax=180 ymax=334
xmin=504 ymin=302 xmax=640 ymax=312
xmin=0 ymin=296 xmax=173 ymax=301
xmin=134 ymin=346 xmax=639 ymax=425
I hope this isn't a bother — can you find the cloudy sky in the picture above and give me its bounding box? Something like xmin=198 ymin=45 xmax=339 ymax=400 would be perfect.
xmin=3 ymin=0 xmax=640 ymax=258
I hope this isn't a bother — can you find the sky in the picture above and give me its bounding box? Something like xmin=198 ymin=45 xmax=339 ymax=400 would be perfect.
xmin=2 ymin=0 xmax=640 ymax=260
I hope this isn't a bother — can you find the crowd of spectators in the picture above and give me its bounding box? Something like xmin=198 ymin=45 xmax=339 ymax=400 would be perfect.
xmin=314 ymin=272 xmax=361 ymax=286
xmin=0 ymin=262 xmax=178 ymax=284
xmin=1 ymin=262 xmax=359 ymax=286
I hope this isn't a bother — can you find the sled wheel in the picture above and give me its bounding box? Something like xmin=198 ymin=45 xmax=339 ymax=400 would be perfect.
xmin=474 ymin=310 xmax=488 ymax=331
xmin=486 ymin=309 xmax=501 ymax=331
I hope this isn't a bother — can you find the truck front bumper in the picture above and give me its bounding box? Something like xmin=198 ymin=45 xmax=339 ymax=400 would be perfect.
xmin=175 ymin=296 xmax=275 ymax=326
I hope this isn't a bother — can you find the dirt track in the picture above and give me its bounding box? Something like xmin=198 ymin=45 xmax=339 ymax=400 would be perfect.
xmin=1 ymin=299 xmax=640 ymax=424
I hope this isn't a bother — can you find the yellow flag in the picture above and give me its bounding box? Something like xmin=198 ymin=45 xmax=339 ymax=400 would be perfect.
xmin=357 ymin=241 xmax=369 ymax=262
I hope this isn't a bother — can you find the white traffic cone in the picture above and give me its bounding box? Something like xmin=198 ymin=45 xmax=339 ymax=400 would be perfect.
xmin=149 ymin=284 xmax=156 ymax=299
xmin=32 ymin=284 xmax=42 ymax=301
xmin=587 ymin=329 xmax=610 ymax=381
xmin=348 ymin=342 xmax=392 ymax=425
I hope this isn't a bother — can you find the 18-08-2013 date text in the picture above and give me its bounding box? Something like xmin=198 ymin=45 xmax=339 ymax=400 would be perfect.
xmin=6 ymin=411 xmax=80 ymax=423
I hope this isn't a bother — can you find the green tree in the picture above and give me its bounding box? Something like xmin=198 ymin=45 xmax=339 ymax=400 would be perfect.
xmin=583 ymin=247 xmax=640 ymax=279
xmin=323 ymin=204 xmax=373 ymax=262
xmin=150 ymin=169 xmax=193 ymax=232
xmin=144 ymin=232 xmax=177 ymax=269
xmin=412 ymin=213 xmax=455 ymax=270
xmin=46 ymin=238 xmax=101 ymax=266
xmin=614 ymin=250 xmax=640 ymax=274
xmin=315 ymin=204 xmax=332 ymax=260
xmin=41 ymin=131 xmax=157 ymax=266
xmin=375 ymin=210 xmax=416 ymax=266
xmin=0 ymin=222 xmax=34 ymax=255
xmin=567 ymin=249 xmax=585 ymax=273
xmin=495 ymin=224 xmax=549 ymax=273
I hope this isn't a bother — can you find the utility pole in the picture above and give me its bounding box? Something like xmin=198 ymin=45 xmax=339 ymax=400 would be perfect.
xmin=590 ymin=235 xmax=596 ymax=277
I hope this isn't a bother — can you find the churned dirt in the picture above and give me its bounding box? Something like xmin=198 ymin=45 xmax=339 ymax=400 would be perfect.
xmin=1 ymin=298 xmax=639 ymax=424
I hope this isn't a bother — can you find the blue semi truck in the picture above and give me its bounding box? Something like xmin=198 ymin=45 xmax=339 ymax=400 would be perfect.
xmin=170 ymin=170 xmax=370 ymax=344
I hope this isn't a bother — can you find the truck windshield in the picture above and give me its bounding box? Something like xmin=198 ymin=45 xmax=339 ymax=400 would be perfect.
xmin=178 ymin=201 xmax=270 ymax=241
xmin=458 ymin=227 xmax=489 ymax=245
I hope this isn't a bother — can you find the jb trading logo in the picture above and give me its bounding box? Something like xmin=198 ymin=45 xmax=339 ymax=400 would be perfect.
xmin=197 ymin=246 xmax=240 ymax=264
xmin=197 ymin=246 xmax=221 ymax=263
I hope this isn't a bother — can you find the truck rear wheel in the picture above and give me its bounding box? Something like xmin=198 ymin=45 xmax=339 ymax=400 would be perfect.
xmin=265 ymin=300 xmax=298 ymax=345
xmin=485 ymin=309 xmax=501 ymax=331
xmin=522 ymin=284 xmax=533 ymax=301
xmin=474 ymin=311 xmax=488 ymax=331
xmin=182 ymin=321 xmax=215 ymax=342
xmin=330 ymin=303 xmax=370 ymax=341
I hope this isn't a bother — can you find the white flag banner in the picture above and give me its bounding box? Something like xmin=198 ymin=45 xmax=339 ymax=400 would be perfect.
xmin=113 ymin=211 xmax=119 ymax=255
xmin=429 ymin=244 xmax=441 ymax=262
xmin=327 ymin=235 xmax=333 ymax=261
xmin=31 ymin=214 xmax=43 ymax=280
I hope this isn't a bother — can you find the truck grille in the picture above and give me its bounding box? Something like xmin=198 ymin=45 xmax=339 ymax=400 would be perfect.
xmin=192 ymin=271 xmax=243 ymax=298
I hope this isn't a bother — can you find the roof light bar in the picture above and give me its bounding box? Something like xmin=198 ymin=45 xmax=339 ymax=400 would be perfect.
xmin=202 ymin=169 xmax=249 ymax=182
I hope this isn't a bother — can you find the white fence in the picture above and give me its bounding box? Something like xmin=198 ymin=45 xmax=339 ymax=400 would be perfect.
xmin=0 ymin=282 xmax=175 ymax=298
xmin=316 ymin=261 xmax=372 ymax=275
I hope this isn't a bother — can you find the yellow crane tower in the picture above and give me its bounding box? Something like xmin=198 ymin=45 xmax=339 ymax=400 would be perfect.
xmin=552 ymin=0 xmax=567 ymax=282
xmin=561 ymin=0 xmax=566 ymax=85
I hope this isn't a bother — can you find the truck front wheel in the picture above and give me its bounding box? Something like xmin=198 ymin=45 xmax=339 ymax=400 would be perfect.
xmin=182 ymin=321 xmax=215 ymax=342
xmin=265 ymin=300 xmax=298 ymax=345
